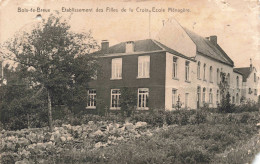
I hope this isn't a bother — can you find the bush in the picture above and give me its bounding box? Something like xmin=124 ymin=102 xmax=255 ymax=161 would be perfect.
xmin=190 ymin=110 xmax=207 ymax=124
xmin=131 ymin=109 xmax=165 ymax=127
xmin=179 ymin=150 xmax=211 ymax=164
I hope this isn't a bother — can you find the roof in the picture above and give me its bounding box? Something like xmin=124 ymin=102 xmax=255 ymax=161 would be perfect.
xmin=183 ymin=28 xmax=234 ymax=66
xmin=233 ymin=69 xmax=243 ymax=75
xmin=234 ymin=67 xmax=252 ymax=82
xmin=94 ymin=39 xmax=195 ymax=61
xmin=94 ymin=39 xmax=163 ymax=55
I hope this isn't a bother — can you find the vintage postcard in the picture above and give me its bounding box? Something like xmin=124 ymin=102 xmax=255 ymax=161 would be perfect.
xmin=0 ymin=0 xmax=259 ymax=163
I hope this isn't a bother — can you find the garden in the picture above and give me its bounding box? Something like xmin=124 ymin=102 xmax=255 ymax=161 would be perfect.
xmin=1 ymin=104 xmax=259 ymax=164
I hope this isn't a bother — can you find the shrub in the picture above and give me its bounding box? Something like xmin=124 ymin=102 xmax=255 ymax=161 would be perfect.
xmin=179 ymin=150 xmax=211 ymax=164
xmin=235 ymin=103 xmax=259 ymax=113
xmin=120 ymin=87 xmax=137 ymax=117
xmin=190 ymin=110 xmax=207 ymax=124
xmin=131 ymin=109 xmax=165 ymax=127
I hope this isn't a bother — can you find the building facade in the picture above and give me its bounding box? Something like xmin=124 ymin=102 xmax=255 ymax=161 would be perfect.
xmin=234 ymin=62 xmax=259 ymax=102
xmin=87 ymin=20 xmax=258 ymax=111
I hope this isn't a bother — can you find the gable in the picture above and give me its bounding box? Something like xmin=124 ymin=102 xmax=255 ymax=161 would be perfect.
xmin=155 ymin=19 xmax=197 ymax=58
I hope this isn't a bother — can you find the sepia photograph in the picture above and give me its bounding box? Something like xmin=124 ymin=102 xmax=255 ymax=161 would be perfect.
xmin=0 ymin=0 xmax=260 ymax=163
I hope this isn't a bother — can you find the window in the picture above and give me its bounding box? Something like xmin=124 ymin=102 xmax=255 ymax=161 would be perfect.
xmin=255 ymin=89 xmax=257 ymax=95
xmin=138 ymin=88 xmax=149 ymax=109
xmin=185 ymin=61 xmax=190 ymax=81
xmin=209 ymin=89 xmax=213 ymax=104
xmin=87 ymin=89 xmax=96 ymax=108
xmin=209 ymin=66 xmax=213 ymax=82
xmin=197 ymin=61 xmax=201 ymax=79
xmin=185 ymin=93 xmax=189 ymax=108
xmin=232 ymin=96 xmax=235 ymax=104
xmin=172 ymin=89 xmax=177 ymax=108
xmin=254 ymin=73 xmax=256 ymax=82
xmin=111 ymin=89 xmax=121 ymax=109
xmin=202 ymin=88 xmax=206 ymax=104
xmin=236 ymin=93 xmax=239 ymax=104
xmin=111 ymin=58 xmax=122 ymax=79
xmin=203 ymin=64 xmax=206 ymax=80
xmin=216 ymin=90 xmax=219 ymax=104
xmin=217 ymin=69 xmax=219 ymax=84
xmin=138 ymin=56 xmax=150 ymax=78
xmin=172 ymin=57 xmax=178 ymax=79
xmin=236 ymin=76 xmax=239 ymax=88
xmin=249 ymin=88 xmax=252 ymax=94
xmin=227 ymin=73 xmax=230 ymax=85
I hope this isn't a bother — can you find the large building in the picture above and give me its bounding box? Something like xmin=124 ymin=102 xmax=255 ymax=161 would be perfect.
xmin=87 ymin=19 xmax=259 ymax=111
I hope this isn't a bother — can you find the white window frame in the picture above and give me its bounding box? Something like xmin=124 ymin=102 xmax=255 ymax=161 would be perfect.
xmin=172 ymin=57 xmax=178 ymax=79
xmin=138 ymin=56 xmax=150 ymax=78
xmin=110 ymin=89 xmax=121 ymax=110
xmin=137 ymin=88 xmax=149 ymax=110
xmin=86 ymin=89 xmax=96 ymax=109
xmin=111 ymin=58 xmax=122 ymax=80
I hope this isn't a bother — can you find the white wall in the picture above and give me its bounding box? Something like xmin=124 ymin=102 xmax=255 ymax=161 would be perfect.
xmin=195 ymin=54 xmax=243 ymax=108
xmin=242 ymin=67 xmax=259 ymax=102
xmin=165 ymin=52 xmax=197 ymax=110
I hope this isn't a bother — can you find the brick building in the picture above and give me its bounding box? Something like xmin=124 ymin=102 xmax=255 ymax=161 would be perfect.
xmin=86 ymin=19 xmax=259 ymax=112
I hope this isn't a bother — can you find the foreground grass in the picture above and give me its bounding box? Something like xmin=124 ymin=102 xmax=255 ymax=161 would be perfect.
xmin=54 ymin=121 xmax=258 ymax=164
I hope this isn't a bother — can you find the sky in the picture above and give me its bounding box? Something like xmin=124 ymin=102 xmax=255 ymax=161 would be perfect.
xmin=0 ymin=0 xmax=259 ymax=70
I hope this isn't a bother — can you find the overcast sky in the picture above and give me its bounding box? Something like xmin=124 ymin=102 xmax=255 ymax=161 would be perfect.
xmin=0 ymin=0 xmax=259 ymax=70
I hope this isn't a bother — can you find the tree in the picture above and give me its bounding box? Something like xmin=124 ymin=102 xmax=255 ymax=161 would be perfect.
xmin=218 ymin=71 xmax=231 ymax=112
xmin=0 ymin=65 xmax=47 ymax=130
xmin=120 ymin=87 xmax=137 ymax=117
xmin=1 ymin=12 xmax=99 ymax=131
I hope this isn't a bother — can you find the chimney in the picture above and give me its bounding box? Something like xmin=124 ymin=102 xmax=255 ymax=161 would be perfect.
xmin=101 ymin=40 xmax=109 ymax=53
xmin=209 ymin=35 xmax=217 ymax=46
xmin=125 ymin=41 xmax=134 ymax=53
